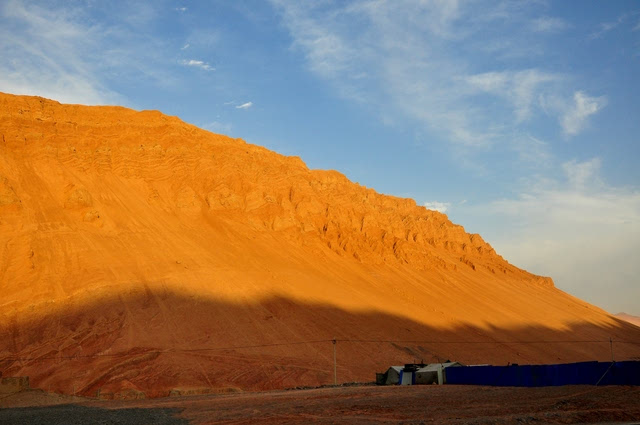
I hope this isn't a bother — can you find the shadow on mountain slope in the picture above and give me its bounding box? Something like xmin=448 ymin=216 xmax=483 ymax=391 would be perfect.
xmin=1 ymin=290 xmax=639 ymax=398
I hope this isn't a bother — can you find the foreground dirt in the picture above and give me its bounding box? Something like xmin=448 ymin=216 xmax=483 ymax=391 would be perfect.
xmin=2 ymin=385 xmax=639 ymax=424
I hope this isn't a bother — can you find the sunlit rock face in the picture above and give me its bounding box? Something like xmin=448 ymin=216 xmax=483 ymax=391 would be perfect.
xmin=1 ymin=92 xmax=638 ymax=398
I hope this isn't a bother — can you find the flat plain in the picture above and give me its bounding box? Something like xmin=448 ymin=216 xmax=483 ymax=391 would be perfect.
xmin=2 ymin=385 xmax=639 ymax=424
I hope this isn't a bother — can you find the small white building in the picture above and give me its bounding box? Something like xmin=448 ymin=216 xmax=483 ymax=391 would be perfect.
xmin=377 ymin=362 xmax=463 ymax=386
xmin=380 ymin=366 xmax=404 ymax=385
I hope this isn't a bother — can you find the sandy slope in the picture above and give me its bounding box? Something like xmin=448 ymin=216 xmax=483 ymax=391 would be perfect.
xmin=0 ymin=92 xmax=638 ymax=398
xmin=615 ymin=313 xmax=640 ymax=328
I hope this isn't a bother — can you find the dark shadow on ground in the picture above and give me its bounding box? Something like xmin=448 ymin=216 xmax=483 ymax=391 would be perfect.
xmin=0 ymin=404 xmax=189 ymax=425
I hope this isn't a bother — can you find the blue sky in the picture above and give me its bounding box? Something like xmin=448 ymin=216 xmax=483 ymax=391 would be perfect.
xmin=1 ymin=0 xmax=639 ymax=315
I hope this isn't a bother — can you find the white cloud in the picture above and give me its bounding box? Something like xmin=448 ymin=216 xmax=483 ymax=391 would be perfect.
xmin=181 ymin=43 xmax=190 ymax=50
xmin=465 ymin=69 xmax=559 ymax=122
xmin=561 ymin=91 xmax=606 ymax=136
xmin=423 ymin=201 xmax=451 ymax=214
xmin=271 ymin=1 xmax=491 ymax=147
xmin=562 ymin=158 xmax=602 ymax=189
xmin=465 ymin=158 xmax=640 ymax=314
xmin=180 ymin=59 xmax=215 ymax=71
xmin=236 ymin=102 xmax=253 ymax=110
xmin=530 ymin=16 xmax=568 ymax=33
xmin=0 ymin=0 xmax=181 ymax=105
xmin=176 ymin=7 xmax=187 ymax=13
xmin=271 ymin=1 xmax=593 ymax=155
xmin=465 ymin=71 xmax=509 ymax=92
xmin=0 ymin=0 xmax=120 ymax=105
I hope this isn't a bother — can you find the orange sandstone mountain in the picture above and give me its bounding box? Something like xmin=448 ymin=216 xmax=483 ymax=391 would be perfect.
xmin=1 ymin=92 xmax=638 ymax=398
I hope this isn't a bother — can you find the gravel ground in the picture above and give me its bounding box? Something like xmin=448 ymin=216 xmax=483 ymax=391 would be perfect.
xmin=1 ymin=385 xmax=639 ymax=424
xmin=0 ymin=404 xmax=188 ymax=425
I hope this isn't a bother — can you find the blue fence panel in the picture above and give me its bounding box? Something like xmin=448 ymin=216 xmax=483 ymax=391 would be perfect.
xmin=599 ymin=361 xmax=640 ymax=385
xmin=445 ymin=361 xmax=640 ymax=387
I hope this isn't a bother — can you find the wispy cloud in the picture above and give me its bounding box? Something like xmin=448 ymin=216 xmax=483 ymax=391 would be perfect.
xmin=591 ymin=22 xmax=620 ymax=39
xmin=465 ymin=69 xmax=559 ymax=122
xmin=589 ymin=13 xmax=636 ymax=39
xmin=0 ymin=0 xmax=119 ymax=104
xmin=203 ymin=121 xmax=232 ymax=134
xmin=236 ymin=101 xmax=253 ymax=110
xmin=530 ymin=16 xmax=569 ymax=33
xmin=562 ymin=158 xmax=602 ymax=188
xmin=271 ymin=2 xmax=598 ymax=156
xmin=0 ymin=0 xmax=182 ymax=105
xmin=182 ymin=28 xmax=220 ymax=49
xmin=511 ymin=135 xmax=553 ymax=167
xmin=560 ymin=91 xmax=606 ymax=136
xmin=271 ymin=1 xmax=486 ymax=146
xmin=176 ymin=7 xmax=187 ymax=13
xmin=224 ymin=100 xmax=254 ymax=110
xmin=474 ymin=158 xmax=640 ymax=313
xmin=181 ymin=43 xmax=189 ymax=50
xmin=423 ymin=201 xmax=451 ymax=214
xmin=180 ymin=59 xmax=215 ymax=71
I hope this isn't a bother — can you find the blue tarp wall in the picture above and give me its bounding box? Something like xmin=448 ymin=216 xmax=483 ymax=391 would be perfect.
xmin=446 ymin=361 xmax=640 ymax=386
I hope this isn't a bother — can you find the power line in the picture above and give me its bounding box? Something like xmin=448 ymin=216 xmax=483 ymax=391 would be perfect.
xmin=339 ymin=339 xmax=640 ymax=344
xmin=0 ymin=340 xmax=333 ymax=362
xmin=0 ymin=338 xmax=637 ymax=363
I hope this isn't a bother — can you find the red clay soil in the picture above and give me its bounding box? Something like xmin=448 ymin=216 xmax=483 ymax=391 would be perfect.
xmin=3 ymin=385 xmax=639 ymax=424
xmin=1 ymin=92 xmax=639 ymax=398
xmin=152 ymin=385 xmax=640 ymax=424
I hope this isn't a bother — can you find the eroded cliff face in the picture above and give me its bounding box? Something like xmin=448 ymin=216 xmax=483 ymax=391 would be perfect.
xmin=0 ymin=92 xmax=636 ymax=398
xmin=0 ymin=93 xmax=548 ymax=287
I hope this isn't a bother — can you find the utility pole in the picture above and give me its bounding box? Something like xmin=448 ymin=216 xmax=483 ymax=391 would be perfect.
xmin=332 ymin=339 xmax=337 ymax=386
xmin=610 ymin=337 xmax=615 ymax=362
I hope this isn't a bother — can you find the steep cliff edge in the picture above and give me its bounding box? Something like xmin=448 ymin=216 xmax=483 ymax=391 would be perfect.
xmin=0 ymin=93 xmax=637 ymax=398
